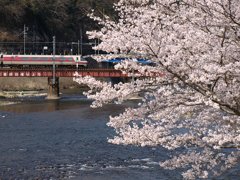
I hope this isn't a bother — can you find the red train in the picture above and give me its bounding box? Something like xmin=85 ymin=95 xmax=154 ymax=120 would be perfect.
xmin=0 ymin=54 xmax=87 ymax=68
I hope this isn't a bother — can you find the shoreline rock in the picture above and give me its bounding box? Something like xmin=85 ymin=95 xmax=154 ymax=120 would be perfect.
xmin=0 ymin=91 xmax=47 ymax=98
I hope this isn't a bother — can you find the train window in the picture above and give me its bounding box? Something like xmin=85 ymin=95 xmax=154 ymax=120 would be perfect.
xmin=12 ymin=56 xmax=14 ymax=60
xmin=41 ymin=57 xmax=49 ymax=60
xmin=68 ymin=58 xmax=73 ymax=61
xmin=50 ymin=58 xmax=57 ymax=60
xmin=22 ymin=57 xmax=30 ymax=60
xmin=31 ymin=57 xmax=39 ymax=60
xmin=59 ymin=58 xmax=67 ymax=61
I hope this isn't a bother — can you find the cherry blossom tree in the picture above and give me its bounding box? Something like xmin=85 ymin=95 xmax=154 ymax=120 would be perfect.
xmin=74 ymin=0 xmax=240 ymax=178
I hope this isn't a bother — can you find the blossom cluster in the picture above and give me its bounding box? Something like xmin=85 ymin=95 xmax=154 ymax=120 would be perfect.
xmin=74 ymin=0 xmax=240 ymax=179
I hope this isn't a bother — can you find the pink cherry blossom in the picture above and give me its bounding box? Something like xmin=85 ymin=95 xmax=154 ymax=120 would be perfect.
xmin=74 ymin=0 xmax=240 ymax=179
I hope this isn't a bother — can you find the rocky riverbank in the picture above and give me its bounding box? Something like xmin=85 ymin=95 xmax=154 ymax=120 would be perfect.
xmin=0 ymin=101 xmax=21 ymax=107
xmin=0 ymin=91 xmax=47 ymax=98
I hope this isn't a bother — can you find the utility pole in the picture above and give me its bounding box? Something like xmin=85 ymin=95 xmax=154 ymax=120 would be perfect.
xmin=17 ymin=24 xmax=28 ymax=54
xmin=78 ymin=39 xmax=80 ymax=55
xmin=95 ymin=39 xmax=96 ymax=55
xmin=53 ymin=36 xmax=56 ymax=84
xmin=80 ymin=28 xmax=82 ymax=55
xmin=98 ymin=37 xmax=99 ymax=55
xmin=24 ymin=24 xmax=28 ymax=55
xmin=46 ymin=36 xmax=60 ymax=99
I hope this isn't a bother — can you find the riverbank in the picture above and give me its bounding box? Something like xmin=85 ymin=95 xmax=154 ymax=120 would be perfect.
xmin=0 ymin=101 xmax=20 ymax=106
xmin=0 ymin=91 xmax=47 ymax=98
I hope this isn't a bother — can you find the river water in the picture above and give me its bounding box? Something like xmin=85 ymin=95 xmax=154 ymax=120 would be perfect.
xmin=0 ymin=89 xmax=239 ymax=180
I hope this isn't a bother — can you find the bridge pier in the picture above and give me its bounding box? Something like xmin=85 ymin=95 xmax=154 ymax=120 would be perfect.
xmin=45 ymin=77 xmax=61 ymax=100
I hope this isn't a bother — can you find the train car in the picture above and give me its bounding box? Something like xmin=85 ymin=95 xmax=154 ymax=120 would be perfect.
xmin=0 ymin=54 xmax=88 ymax=68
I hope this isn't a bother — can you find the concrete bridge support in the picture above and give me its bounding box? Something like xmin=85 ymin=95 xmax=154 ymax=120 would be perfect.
xmin=45 ymin=77 xmax=61 ymax=99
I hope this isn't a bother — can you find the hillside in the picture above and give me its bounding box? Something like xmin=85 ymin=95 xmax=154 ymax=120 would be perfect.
xmin=0 ymin=0 xmax=118 ymax=55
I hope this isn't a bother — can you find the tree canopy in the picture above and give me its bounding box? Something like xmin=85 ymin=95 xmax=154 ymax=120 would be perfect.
xmin=0 ymin=0 xmax=118 ymax=42
xmin=74 ymin=0 xmax=240 ymax=179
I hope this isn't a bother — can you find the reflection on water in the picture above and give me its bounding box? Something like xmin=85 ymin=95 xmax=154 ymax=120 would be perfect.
xmin=0 ymin=99 xmax=93 ymax=114
xmin=0 ymin=88 xmax=92 ymax=114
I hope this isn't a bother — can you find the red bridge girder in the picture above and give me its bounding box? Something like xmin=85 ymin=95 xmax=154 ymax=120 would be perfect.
xmin=0 ymin=69 xmax=129 ymax=77
xmin=0 ymin=69 xmax=164 ymax=77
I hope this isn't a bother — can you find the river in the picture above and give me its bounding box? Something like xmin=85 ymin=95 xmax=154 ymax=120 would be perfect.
xmin=0 ymin=89 xmax=239 ymax=180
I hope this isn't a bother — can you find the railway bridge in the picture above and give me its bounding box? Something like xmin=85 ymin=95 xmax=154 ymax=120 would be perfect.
xmin=0 ymin=68 xmax=135 ymax=78
xmin=0 ymin=68 xmax=163 ymax=99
